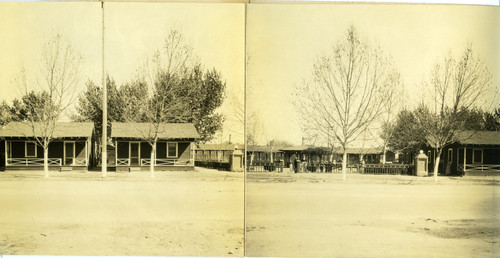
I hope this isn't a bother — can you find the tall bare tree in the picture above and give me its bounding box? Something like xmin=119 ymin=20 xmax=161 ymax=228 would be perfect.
xmin=424 ymin=45 xmax=492 ymax=182
xmin=379 ymin=73 xmax=405 ymax=164
xmin=295 ymin=26 xmax=400 ymax=180
xmin=133 ymin=29 xmax=198 ymax=178
xmin=246 ymin=111 xmax=263 ymax=165
xmin=17 ymin=34 xmax=83 ymax=177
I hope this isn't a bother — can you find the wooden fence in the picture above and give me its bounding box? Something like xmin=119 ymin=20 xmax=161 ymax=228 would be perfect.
xmin=362 ymin=164 xmax=414 ymax=175
xmin=247 ymin=161 xmax=284 ymax=172
xmin=194 ymin=161 xmax=231 ymax=171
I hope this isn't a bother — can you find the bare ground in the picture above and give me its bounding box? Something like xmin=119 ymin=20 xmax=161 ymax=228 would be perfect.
xmin=0 ymin=168 xmax=244 ymax=256
xmin=245 ymin=172 xmax=499 ymax=257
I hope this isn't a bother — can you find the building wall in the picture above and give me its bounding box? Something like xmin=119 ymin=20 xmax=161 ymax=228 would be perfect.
xmin=178 ymin=142 xmax=190 ymax=160
xmin=484 ymin=148 xmax=500 ymax=164
xmin=115 ymin=140 xmax=193 ymax=165
xmin=48 ymin=142 xmax=63 ymax=159
xmin=10 ymin=141 xmax=43 ymax=158
xmin=0 ymin=140 xmax=4 ymax=167
xmin=157 ymin=142 xmax=166 ymax=158
xmin=76 ymin=142 xmax=86 ymax=159
xmin=5 ymin=139 xmax=90 ymax=168
xmin=117 ymin=141 xmax=129 ymax=159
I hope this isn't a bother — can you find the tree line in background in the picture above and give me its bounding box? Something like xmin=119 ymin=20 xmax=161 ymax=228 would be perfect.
xmin=0 ymin=30 xmax=226 ymax=177
xmin=295 ymin=26 xmax=499 ymax=182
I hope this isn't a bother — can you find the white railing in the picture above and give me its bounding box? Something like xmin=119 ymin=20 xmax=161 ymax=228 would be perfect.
xmin=141 ymin=158 xmax=193 ymax=166
xmin=7 ymin=158 xmax=62 ymax=166
xmin=116 ymin=158 xmax=130 ymax=166
xmin=72 ymin=158 xmax=87 ymax=166
xmin=458 ymin=164 xmax=500 ymax=172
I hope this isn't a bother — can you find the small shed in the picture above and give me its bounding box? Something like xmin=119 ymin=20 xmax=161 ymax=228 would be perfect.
xmin=111 ymin=122 xmax=199 ymax=171
xmin=0 ymin=122 xmax=94 ymax=170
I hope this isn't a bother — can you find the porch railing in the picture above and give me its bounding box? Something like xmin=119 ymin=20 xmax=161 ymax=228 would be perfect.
xmin=6 ymin=158 xmax=62 ymax=166
xmin=116 ymin=158 xmax=130 ymax=166
xmin=72 ymin=158 xmax=87 ymax=166
xmin=458 ymin=164 xmax=500 ymax=173
xmin=141 ymin=158 xmax=194 ymax=166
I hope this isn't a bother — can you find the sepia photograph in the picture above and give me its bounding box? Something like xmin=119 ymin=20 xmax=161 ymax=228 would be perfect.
xmin=1 ymin=0 xmax=499 ymax=258
xmin=245 ymin=3 xmax=499 ymax=257
xmin=0 ymin=1 xmax=245 ymax=256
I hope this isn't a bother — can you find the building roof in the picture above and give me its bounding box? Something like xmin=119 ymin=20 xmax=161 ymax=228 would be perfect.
xmin=456 ymin=130 xmax=500 ymax=145
xmin=247 ymin=145 xmax=283 ymax=153
xmin=279 ymin=145 xmax=311 ymax=151
xmin=111 ymin=122 xmax=199 ymax=140
xmin=197 ymin=143 xmax=244 ymax=151
xmin=338 ymin=148 xmax=383 ymax=154
xmin=0 ymin=122 xmax=94 ymax=138
xmin=278 ymin=145 xmax=382 ymax=154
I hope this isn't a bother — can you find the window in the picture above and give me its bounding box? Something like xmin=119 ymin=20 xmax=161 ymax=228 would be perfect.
xmin=448 ymin=149 xmax=453 ymax=163
xmin=25 ymin=142 xmax=37 ymax=157
xmin=473 ymin=149 xmax=483 ymax=164
xmin=167 ymin=142 xmax=178 ymax=158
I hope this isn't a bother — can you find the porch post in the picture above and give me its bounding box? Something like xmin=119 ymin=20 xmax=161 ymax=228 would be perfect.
xmin=463 ymin=147 xmax=466 ymax=173
xmin=191 ymin=142 xmax=195 ymax=166
xmin=4 ymin=140 xmax=8 ymax=166
xmin=85 ymin=139 xmax=88 ymax=167
xmin=115 ymin=140 xmax=117 ymax=167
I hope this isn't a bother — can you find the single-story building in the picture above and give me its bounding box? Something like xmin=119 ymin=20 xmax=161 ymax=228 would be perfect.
xmin=196 ymin=143 xmax=244 ymax=163
xmin=246 ymin=145 xmax=284 ymax=165
xmin=111 ymin=122 xmax=199 ymax=171
xmin=334 ymin=148 xmax=385 ymax=165
xmin=279 ymin=145 xmax=311 ymax=167
xmin=0 ymin=122 xmax=94 ymax=170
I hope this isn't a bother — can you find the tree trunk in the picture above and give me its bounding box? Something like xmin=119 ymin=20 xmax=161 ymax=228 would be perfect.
xmin=342 ymin=151 xmax=347 ymax=181
xmin=43 ymin=147 xmax=49 ymax=178
xmin=433 ymin=148 xmax=442 ymax=183
xmin=150 ymin=140 xmax=156 ymax=178
xmin=382 ymin=143 xmax=387 ymax=164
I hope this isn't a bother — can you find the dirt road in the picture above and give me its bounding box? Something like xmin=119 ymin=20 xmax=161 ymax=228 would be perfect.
xmin=0 ymin=169 xmax=244 ymax=256
xmin=246 ymin=173 xmax=498 ymax=257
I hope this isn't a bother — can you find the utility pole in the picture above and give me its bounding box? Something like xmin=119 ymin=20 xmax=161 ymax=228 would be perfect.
xmin=101 ymin=1 xmax=107 ymax=178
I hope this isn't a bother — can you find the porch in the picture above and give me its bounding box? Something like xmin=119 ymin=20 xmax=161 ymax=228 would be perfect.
xmin=113 ymin=140 xmax=196 ymax=170
xmin=454 ymin=146 xmax=500 ymax=176
xmin=6 ymin=157 xmax=87 ymax=166
xmin=4 ymin=139 xmax=91 ymax=169
xmin=115 ymin=158 xmax=194 ymax=167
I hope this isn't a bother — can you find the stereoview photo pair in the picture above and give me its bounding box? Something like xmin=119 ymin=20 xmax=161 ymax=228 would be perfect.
xmin=0 ymin=1 xmax=498 ymax=257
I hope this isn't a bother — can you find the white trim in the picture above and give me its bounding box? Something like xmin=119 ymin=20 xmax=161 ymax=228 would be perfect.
xmin=115 ymin=140 xmax=118 ymax=166
xmin=166 ymin=142 xmax=178 ymax=158
xmin=129 ymin=141 xmax=141 ymax=166
xmin=472 ymin=148 xmax=483 ymax=164
xmin=448 ymin=148 xmax=453 ymax=163
xmin=64 ymin=141 xmax=76 ymax=166
xmin=4 ymin=140 xmax=7 ymax=165
xmin=85 ymin=140 xmax=88 ymax=165
xmin=25 ymin=141 xmax=37 ymax=157
xmin=464 ymin=147 xmax=467 ymax=171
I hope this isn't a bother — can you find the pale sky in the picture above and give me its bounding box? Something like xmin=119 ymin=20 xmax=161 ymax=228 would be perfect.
xmin=0 ymin=2 xmax=101 ymax=103
xmin=0 ymin=2 xmax=245 ymax=144
xmin=1 ymin=2 xmax=498 ymax=147
xmin=247 ymin=3 xmax=499 ymax=146
xmin=104 ymin=2 xmax=245 ymax=144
